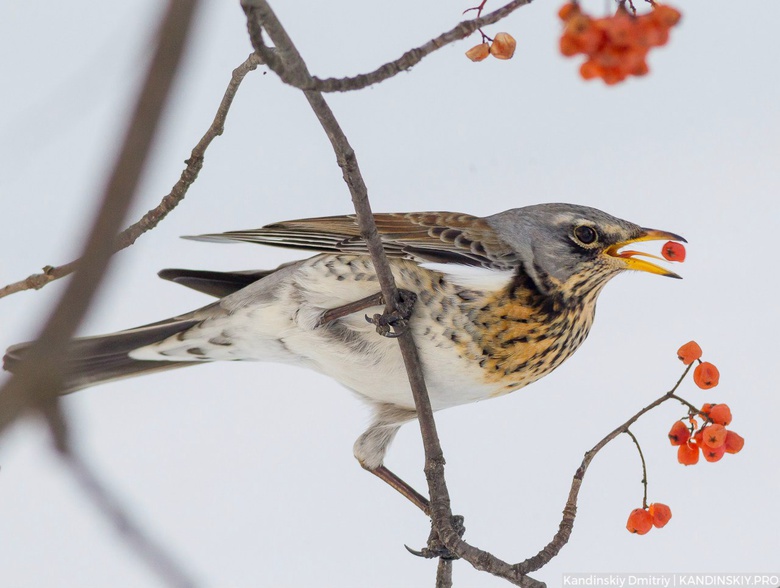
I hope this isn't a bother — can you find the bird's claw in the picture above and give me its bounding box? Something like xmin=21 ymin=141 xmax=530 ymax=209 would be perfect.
xmin=404 ymin=514 xmax=466 ymax=561
xmin=404 ymin=544 xmax=459 ymax=561
xmin=365 ymin=289 xmax=417 ymax=338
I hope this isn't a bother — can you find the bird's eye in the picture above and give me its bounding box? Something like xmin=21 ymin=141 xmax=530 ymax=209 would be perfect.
xmin=573 ymin=225 xmax=598 ymax=245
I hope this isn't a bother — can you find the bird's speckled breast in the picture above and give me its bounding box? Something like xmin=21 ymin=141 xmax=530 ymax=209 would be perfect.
xmin=390 ymin=263 xmax=599 ymax=398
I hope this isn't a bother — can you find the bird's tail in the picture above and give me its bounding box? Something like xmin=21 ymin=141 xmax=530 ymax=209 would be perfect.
xmin=3 ymin=318 xmax=202 ymax=394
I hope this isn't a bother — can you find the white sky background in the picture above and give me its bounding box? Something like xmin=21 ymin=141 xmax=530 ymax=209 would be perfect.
xmin=0 ymin=1 xmax=778 ymax=586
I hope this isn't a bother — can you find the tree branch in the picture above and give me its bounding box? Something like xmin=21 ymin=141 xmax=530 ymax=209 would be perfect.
xmin=241 ymin=3 xmax=544 ymax=587
xmin=250 ymin=0 xmax=533 ymax=92
xmin=0 ymin=53 xmax=261 ymax=300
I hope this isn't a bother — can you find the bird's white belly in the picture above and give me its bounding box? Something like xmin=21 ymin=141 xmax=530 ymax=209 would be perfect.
xmin=130 ymin=255 xmax=500 ymax=411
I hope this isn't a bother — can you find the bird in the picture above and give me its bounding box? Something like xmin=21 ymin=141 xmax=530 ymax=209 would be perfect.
xmin=3 ymin=203 xmax=684 ymax=511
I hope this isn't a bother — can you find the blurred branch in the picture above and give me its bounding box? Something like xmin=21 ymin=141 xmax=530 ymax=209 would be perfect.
xmin=0 ymin=2 xmax=202 ymax=587
xmin=247 ymin=0 xmax=532 ymax=92
xmin=62 ymin=450 xmax=199 ymax=588
xmin=0 ymin=53 xmax=261 ymax=300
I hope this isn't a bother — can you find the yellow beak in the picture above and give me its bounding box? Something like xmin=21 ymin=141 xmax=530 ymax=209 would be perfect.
xmin=604 ymin=228 xmax=687 ymax=279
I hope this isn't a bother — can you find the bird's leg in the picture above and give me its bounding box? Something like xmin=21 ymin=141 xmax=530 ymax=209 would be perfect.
xmin=316 ymin=289 xmax=418 ymax=338
xmin=316 ymin=292 xmax=385 ymax=327
xmin=365 ymin=464 xmax=431 ymax=515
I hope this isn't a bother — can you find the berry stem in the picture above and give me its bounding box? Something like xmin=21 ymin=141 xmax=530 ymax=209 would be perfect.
xmin=624 ymin=429 xmax=648 ymax=509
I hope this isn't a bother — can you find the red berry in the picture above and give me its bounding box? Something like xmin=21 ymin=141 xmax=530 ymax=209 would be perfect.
xmin=662 ymin=241 xmax=686 ymax=261
xmin=702 ymin=424 xmax=727 ymax=448
xmin=558 ymin=2 xmax=580 ymax=21
xmin=626 ymin=508 xmax=653 ymax=535
xmin=724 ymin=430 xmax=745 ymax=454
xmin=677 ymin=442 xmax=699 ymax=466
xmin=677 ymin=341 xmax=703 ymax=365
xmin=668 ymin=421 xmax=690 ymax=446
xmin=693 ymin=362 xmax=720 ymax=389
xmin=702 ymin=443 xmax=726 ymax=462
xmin=648 ymin=503 xmax=672 ymax=528
xmin=708 ymin=403 xmax=732 ymax=426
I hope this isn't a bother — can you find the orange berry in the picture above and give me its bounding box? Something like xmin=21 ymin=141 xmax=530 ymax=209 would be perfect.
xmin=490 ymin=32 xmax=517 ymax=60
xmin=559 ymin=34 xmax=581 ymax=56
xmin=579 ymin=59 xmax=603 ymax=80
xmin=565 ymin=15 xmax=604 ymax=54
xmin=677 ymin=442 xmax=699 ymax=465
xmin=601 ymin=66 xmax=626 ymax=85
xmin=601 ymin=13 xmax=633 ymax=47
xmin=558 ymin=2 xmax=580 ymax=21
xmin=677 ymin=341 xmax=703 ymax=365
xmin=700 ymin=403 xmax=715 ymax=419
xmin=702 ymin=424 xmax=727 ymax=448
xmin=565 ymin=13 xmax=592 ymax=35
xmin=647 ymin=24 xmax=670 ymax=47
xmin=708 ymin=403 xmax=732 ymax=426
xmin=693 ymin=362 xmax=720 ymax=389
xmin=626 ymin=508 xmax=653 ymax=535
xmin=648 ymin=503 xmax=672 ymax=528
xmin=626 ymin=53 xmax=650 ymax=77
xmin=651 ymin=4 xmax=682 ymax=28
xmin=662 ymin=241 xmax=686 ymax=261
xmin=724 ymin=430 xmax=745 ymax=454
xmin=465 ymin=43 xmax=490 ymax=62
xmin=668 ymin=421 xmax=690 ymax=446
xmin=702 ymin=443 xmax=726 ymax=462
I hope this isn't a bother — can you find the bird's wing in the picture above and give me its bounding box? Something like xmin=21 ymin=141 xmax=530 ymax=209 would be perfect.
xmin=186 ymin=212 xmax=520 ymax=270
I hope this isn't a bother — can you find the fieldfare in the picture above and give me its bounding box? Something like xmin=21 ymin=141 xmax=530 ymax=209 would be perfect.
xmin=4 ymin=203 xmax=685 ymax=511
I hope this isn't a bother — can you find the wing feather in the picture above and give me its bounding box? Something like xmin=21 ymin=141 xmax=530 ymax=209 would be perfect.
xmin=186 ymin=212 xmax=520 ymax=270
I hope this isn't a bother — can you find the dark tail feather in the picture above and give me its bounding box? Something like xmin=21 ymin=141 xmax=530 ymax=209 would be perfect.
xmin=157 ymin=267 xmax=286 ymax=298
xmin=3 ymin=319 xmax=202 ymax=394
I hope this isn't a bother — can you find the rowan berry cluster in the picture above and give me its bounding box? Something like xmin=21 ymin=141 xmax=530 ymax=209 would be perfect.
xmin=669 ymin=341 xmax=744 ymax=465
xmin=626 ymin=502 xmax=671 ymax=535
xmin=558 ymin=2 xmax=681 ymax=85
xmin=465 ymin=32 xmax=517 ymax=62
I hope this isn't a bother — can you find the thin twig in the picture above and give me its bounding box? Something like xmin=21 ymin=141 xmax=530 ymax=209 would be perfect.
xmin=252 ymin=0 xmax=533 ymax=93
xmin=624 ymin=429 xmax=648 ymax=509
xmin=515 ymin=363 xmax=694 ymax=574
xmin=0 ymin=53 xmax=261 ymax=300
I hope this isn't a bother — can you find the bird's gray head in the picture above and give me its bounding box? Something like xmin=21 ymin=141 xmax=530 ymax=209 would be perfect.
xmin=485 ymin=203 xmax=685 ymax=298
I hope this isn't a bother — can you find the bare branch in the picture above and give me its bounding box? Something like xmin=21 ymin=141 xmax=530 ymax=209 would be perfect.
xmin=436 ymin=559 xmax=453 ymax=588
xmin=250 ymin=0 xmax=533 ymax=92
xmin=0 ymin=53 xmax=261 ymax=300
xmin=242 ymin=3 xmax=545 ymax=587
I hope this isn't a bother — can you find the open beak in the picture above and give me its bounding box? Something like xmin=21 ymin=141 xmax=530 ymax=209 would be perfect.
xmin=605 ymin=228 xmax=687 ymax=279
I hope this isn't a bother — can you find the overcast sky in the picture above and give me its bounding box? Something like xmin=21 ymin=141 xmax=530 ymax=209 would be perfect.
xmin=1 ymin=1 xmax=778 ymax=587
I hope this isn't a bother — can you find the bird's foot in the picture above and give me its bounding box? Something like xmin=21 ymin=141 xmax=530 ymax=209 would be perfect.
xmin=405 ymin=515 xmax=466 ymax=560
xmin=365 ymin=289 xmax=417 ymax=338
